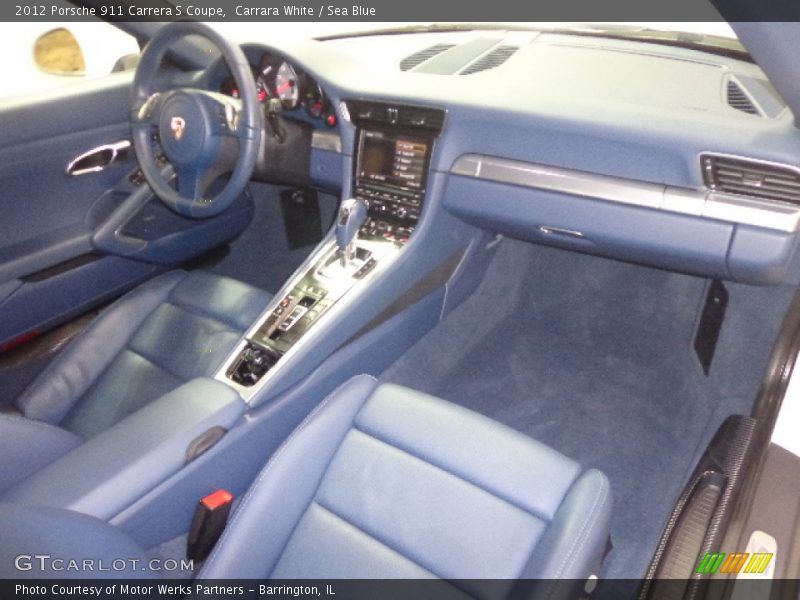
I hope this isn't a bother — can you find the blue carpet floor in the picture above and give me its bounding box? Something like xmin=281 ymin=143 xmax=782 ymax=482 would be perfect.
xmin=201 ymin=183 xmax=339 ymax=293
xmin=381 ymin=237 xmax=794 ymax=581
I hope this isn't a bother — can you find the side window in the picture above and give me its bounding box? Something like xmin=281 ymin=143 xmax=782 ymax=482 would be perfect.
xmin=0 ymin=21 xmax=140 ymax=100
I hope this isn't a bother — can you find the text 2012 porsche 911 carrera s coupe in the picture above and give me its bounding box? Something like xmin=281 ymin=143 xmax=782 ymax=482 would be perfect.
xmin=0 ymin=9 xmax=799 ymax=599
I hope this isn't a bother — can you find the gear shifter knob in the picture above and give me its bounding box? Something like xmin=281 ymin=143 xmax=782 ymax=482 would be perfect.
xmin=336 ymin=198 xmax=368 ymax=265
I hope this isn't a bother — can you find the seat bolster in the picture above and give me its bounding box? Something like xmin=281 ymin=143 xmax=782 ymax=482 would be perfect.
xmin=0 ymin=503 xmax=152 ymax=579
xmin=198 ymin=374 xmax=379 ymax=579
xmin=15 ymin=270 xmax=188 ymax=425
xmin=519 ymin=468 xmax=612 ymax=582
xmin=0 ymin=416 xmax=81 ymax=494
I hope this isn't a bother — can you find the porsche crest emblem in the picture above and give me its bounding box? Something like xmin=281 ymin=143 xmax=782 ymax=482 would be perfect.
xmin=170 ymin=116 xmax=186 ymax=141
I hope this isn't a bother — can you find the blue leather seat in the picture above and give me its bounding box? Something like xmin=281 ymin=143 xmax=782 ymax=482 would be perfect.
xmin=0 ymin=504 xmax=154 ymax=579
xmin=200 ymin=375 xmax=612 ymax=582
xmin=0 ymin=376 xmax=612 ymax=584
xmin=2 ymin=270 xmax=270 ymax=490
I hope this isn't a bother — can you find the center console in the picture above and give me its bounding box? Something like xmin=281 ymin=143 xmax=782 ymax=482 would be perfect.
xmin=218 ymin=100 xmax=445 ymax=400
xmin=349 ymin=101 xmax=443 ymax=242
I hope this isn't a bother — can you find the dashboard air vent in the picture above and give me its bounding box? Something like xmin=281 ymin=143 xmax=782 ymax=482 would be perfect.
xmin=726 ymin=80 xmax=759 ymax=115
xmin=460 ymin=45 xmax=519 ymax=75
xmin=702 ymin=154 xmax=800 ymax=205
xmin=400 ymin=44 xmax=456 ymax=71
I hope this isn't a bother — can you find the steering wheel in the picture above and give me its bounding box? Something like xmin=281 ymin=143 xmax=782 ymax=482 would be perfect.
xmin=130 ymin=22 xmax=261 ymax=219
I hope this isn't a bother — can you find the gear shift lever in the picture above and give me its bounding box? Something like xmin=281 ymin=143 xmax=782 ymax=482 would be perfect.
xmin=336 ymin=198 xmax=368 ymax=267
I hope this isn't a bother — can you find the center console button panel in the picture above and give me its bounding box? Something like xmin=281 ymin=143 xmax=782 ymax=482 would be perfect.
xmin=222 ymin=101 xmax=444 ymax=394
xmin=345 ymin=100 xmax=445 ymax=132
xmin=346 ymin=100 xmax=445 ymax=241
xmin=225 ymin=245 xmax=376 ymax=388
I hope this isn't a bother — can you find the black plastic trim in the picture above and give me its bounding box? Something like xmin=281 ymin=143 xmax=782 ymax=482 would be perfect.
xmin=346 ymin=247 xmax=466 ymax=344
xmin=21 ymin=253 xmax=100 ymax=283
xmin=694 ymin=279 xmax=729 ymax=374
xmin=643 ymin=287 xmax=800 ymax=593
xmin=712 ymin=289 xmax=800 ymax=581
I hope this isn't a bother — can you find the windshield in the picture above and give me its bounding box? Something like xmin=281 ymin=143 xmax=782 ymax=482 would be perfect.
xmin=209 ymin=21 xmax=744 ymax=61
xmin=0 ymin=20 xmax=741 ymax=101
xmin=211 ymin=21 xmax=737 ymax=42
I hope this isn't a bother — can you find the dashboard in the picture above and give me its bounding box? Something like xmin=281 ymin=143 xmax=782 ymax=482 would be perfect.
xmin=208 ymin=30 xmax=800 ymax=287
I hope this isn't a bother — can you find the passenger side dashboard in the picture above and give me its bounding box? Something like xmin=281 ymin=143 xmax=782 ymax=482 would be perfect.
xmin=224 ymin=30 xmax=800 ymax=285
xmin=446 ymin=153 xmax=800 ymax=284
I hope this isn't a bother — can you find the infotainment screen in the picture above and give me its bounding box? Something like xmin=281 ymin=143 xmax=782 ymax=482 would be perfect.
xmin=358 ymin=130 xmax=429 ymax=190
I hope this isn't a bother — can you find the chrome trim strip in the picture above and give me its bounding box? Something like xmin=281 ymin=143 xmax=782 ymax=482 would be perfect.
xmin=451 ymin=154 xmax=800 ymax=233
xmin=455 ymin=154 xmax=665 ymax=208
xmin=215 ymin=234 xmax=402 ymax=403
xmin=311 ymin=129 xmax=342 ymax=153
xmin=65 ymin=140 xmax=131 ymax=176
xmin=338 ymin=100 xmax=351 ymax=124
xmin=704 ymin=192 xmax=800 ymax=231
xmin=539 ymin=225 xmax=585 ymax=238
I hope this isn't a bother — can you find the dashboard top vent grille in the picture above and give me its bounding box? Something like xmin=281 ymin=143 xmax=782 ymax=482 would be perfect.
xmin=460 ymin=45 xmax=519 ymax=75
xmin=400 ymin=44 xmax=456 ymax=71
xmin=726 ymin=80 xmax=760 ymax=116
xmin=702 ymin=154 xmax=800 ymax=205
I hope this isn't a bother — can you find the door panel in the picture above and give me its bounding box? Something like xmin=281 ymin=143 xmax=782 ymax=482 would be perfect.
xmin=0 ymin=122 xmax=135 ymax=250
xmin=0 ymin=74 xmax=253 ymax=349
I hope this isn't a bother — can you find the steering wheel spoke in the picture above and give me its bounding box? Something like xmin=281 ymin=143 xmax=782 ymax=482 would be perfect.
xmin=176 ymin=159 xmax=235 ymax=204
xmin=176 ymin=168 xmax=203 ymax=202
xmin=195 ymin=91 xmax=247 ymax=139
xmin=131 ymin=92 xmax=164 ymax=128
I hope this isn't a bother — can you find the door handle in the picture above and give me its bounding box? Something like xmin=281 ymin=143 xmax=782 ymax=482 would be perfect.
xmin=65 ymin=140 xmax=131 ymax=176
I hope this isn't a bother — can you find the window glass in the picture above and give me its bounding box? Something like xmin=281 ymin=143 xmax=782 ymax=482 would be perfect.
xmin=0 ymin=21 xmax=140 ymax=100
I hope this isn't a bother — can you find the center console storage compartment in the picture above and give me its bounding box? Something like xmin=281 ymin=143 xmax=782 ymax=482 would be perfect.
xmin=1 ymin=378 xmax=244 ymax=520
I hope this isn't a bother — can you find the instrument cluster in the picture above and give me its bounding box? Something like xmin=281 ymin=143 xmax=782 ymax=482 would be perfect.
xmin=220 ymin=53 xmax=337 ymax=127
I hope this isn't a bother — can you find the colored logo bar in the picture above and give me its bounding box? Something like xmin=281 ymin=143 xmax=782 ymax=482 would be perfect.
xmin=696 ymin=552 xmax=773 ymax=574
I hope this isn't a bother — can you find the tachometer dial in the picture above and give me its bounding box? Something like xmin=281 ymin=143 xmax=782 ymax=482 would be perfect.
xmin=274 ymin=62 xmax=300 ymax=109
xmin=221 ymin=70 xmax=269 ymax=104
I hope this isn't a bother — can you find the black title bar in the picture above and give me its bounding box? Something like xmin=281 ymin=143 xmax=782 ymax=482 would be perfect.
xmin=2 ymin=0 xmax=800 ymax=23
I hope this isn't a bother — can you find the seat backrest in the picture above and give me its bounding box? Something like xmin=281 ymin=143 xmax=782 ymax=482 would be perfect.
xmin=17 ymin=270 xmax=270 ymax=438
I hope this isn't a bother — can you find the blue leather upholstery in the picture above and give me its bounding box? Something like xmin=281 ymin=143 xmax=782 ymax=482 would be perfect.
xmin=0 ymin=376 xmax=611 ymax=583
xmin=3 ymin=378 xmax=246 ymax=520
xmin=16 ymin=270 xmax=269 ymax=438
xmin=0 ymin=416 xmax=81 ymax=494
xmin=200 ymin=375 xmax=613 ymax=582
xmin=1 ymin=270 xmax=268 ymax=491
xmin=0 ymin=503 xmax=152 ymax=579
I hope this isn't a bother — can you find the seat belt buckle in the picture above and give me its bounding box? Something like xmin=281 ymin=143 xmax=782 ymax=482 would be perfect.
xmin=186 ymin=489 xmax=234 ymax=562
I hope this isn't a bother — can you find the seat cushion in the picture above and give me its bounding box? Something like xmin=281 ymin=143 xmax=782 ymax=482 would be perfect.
xmin=199 ymin=376 xmax=612 ymax=585
xmin=16 ymin=270 xmax=270 ymax=438
xmin=0 ymin=503 xmax=153 ymax=579
xmin=0 ymin=416 xmax=82 ymax=494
